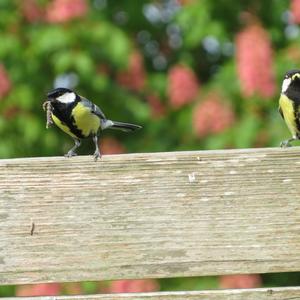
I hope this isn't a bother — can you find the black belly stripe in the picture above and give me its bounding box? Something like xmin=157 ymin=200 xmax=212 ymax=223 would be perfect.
xmin=285 ymin=82 xmax=300 ymax=137
xmin=52 ymin=102 xmax=85 ymax=139
xmin=294 ymin=103 xmax=300 ymax=137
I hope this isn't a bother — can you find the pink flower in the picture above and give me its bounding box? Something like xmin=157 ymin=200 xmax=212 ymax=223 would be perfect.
xmin=107 ymin=279 xmax=159 ymax=293
xmin=100 ymin=137 xmax=126 ymax=155
xmin=16 ymin=283 xmax=61 ymax=296
xmin=168 ymin=64 xmax=199 ymax=109
xmin=193 ymin=92 xmax=235 ymax=138
xmin=219 ymin=274 xmax=262 ymax=289
xmin=147 ymin=93 xmax=166 ymax=118
xmin=235 ymin=23 xmax=276 ymax=99
xmin=117 ymin=51 xmax=146 ymax=92
xmin=291 ymin=0 xmax=300 ymax=23
xmin=0 ymin=65 xmax=11 ymax=99
xmin=20 ymin=0 xmax=44 ymax=23
xmin=46 ymin=0 xmax=88 ymax=23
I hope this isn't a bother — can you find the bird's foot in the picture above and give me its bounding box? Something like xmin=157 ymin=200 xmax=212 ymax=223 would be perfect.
xmin=64 ymin=150 xmax=77 ymax=157
xmin=280 ymin=140 xmax=292 ymax=148
xmin=93 ymin=150 xmax=101 ymax=161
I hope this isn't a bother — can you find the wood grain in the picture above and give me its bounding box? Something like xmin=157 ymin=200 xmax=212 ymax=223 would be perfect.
xmin=4 ymin=287 xmax=300 ymax=300
xmin=1 ymin=147 xmax=300 ymax=284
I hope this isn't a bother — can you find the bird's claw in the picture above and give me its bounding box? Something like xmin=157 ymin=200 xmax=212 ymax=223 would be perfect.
xmin=64 ymin=151 xmax=77 ymax=157
xmin=93 ymin=150 xmax=101 ymax=161
xmin=280 ymin=140 xmax=292 ymax=148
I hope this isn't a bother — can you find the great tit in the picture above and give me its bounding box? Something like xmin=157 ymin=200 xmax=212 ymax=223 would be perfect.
xmin=45 ymin=87 xmax=141 ymax=160
xmin=279 ymin=69 xmax=300 ymax=147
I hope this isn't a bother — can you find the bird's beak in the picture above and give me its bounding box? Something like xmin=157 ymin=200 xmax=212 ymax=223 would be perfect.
xmin=292 ymin=73 xmax=300 ymax=80
xmin=46 ymin=92 xmax=55 ymax=102
xmin=47 ymin=97 xmax=56 ymax=103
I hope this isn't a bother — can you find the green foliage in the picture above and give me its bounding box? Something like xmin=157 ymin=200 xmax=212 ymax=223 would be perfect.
xmin=160 ymin=276 xmax=218 ymax=291
xmin=0 ymin=0 xmax=300 ymax=295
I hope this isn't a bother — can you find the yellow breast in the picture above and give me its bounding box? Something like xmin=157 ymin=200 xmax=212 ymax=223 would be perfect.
xmin=52 ymin=114 xmax=78 ymax=139
xmin=279 ymin=94 xmax=297 ymax=137
xmin=72 ymin=102 xmax=101 ymax=137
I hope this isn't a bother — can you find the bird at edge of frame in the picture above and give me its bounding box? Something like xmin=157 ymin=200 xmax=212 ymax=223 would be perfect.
xmin=279 ymin=69 xmax=300 ymax=148
xmin=43 ymin=87 xmax=142 ymax=161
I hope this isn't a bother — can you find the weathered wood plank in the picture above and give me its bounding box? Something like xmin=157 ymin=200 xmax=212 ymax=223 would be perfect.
xmin=4 ymin=287 xmax=300 ymax=300
xmin=1 ymin=147 xmax=300 ymax=284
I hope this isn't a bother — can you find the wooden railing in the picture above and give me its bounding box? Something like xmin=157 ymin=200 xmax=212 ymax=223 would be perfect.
xmin=1 ymin=147 xmax=300 ymax=299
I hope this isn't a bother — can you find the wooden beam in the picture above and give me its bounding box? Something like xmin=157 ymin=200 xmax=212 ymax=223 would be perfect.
xmin=1 ymin=147 xmax=300 ymax=284
xmin=4 ymin=287 xmax=300 ymax=300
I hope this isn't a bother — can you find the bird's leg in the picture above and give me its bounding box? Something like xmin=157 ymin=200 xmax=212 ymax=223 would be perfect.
xmin=65 ymin=138 xmax=81 ymax=157
xmin=92 ymin=135 xmax=101 ymax=161
xmin=280 ymin=136 xmax=297 ymax=148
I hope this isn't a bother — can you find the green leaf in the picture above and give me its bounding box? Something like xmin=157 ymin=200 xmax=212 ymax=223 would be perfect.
xmin=233 ymin=115 xmax=261 ymax=148
xmin=29 ymin=26 xmax=72 ymax=54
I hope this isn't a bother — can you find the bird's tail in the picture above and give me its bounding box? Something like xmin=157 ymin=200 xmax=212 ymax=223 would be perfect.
xmin=102 ymin=120 xmax=142 ymax=132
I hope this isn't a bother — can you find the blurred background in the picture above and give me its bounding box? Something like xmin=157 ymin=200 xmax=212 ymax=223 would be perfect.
xmin=1 ymin=0 xmax=300 ymax=296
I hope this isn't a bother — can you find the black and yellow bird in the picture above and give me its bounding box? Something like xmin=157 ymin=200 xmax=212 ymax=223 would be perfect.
xmin=279 ymin=69 xmax=300 ymax=147
xmin=45 ymin=87 xmax=141 ymax=160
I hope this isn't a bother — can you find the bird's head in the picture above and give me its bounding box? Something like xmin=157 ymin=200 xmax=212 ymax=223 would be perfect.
xmin=281 ymin=69 xmax=300 ymax=94
xmin=47 ymin=87 xmax=77 ymax=104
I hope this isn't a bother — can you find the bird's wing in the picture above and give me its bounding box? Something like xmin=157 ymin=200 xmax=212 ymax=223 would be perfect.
xmin=80 ymin=97 xmax=106 ymax=120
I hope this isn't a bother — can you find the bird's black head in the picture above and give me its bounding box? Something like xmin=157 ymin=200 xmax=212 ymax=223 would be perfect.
xmin=284 ymin=69 xmax=300 ymax=79
xmin=282 ymin=69 xmax=300 ymax=94
xmin=47 ymin=87 xmax=77 ymax=104
xmin=47 ymin=87 xmax=73 ymax=98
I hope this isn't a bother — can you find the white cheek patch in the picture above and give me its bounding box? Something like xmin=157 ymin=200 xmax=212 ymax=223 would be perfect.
xmin=282 ymin=78 xmax=291 ymax=93
xmin=57 ymin=92 xmax=76 ymax=103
